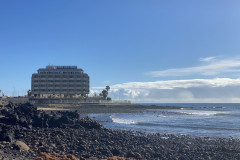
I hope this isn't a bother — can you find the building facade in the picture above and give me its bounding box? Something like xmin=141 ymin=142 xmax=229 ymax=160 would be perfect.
xmin=31 ymin=65 xmax=89 ymax=97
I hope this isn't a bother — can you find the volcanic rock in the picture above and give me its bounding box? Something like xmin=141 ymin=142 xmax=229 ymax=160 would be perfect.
xmin=13 ymin=141 xmax=30 ymax=151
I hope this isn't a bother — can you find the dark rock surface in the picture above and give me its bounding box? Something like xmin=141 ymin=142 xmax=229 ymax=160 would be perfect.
xmin=0 ymin=102 xmax=240 ymax=159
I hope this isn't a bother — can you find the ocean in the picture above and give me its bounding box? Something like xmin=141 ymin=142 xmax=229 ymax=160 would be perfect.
xmin=89 ymin=103 xmax=240 ymax=138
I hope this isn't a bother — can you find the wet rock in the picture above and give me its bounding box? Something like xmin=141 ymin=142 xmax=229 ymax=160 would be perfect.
xmin=77 ymin=117 xmax=103 ymax=129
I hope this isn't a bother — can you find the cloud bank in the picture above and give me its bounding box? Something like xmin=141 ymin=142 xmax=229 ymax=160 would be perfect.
xmin=92 ymin=57 xmax=240 ymax=103
xmin=93 ymin=78 xmax=240 ymax=103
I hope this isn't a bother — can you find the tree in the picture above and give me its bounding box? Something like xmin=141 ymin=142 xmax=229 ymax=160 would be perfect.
xmin=99 ymin=86 xmax=111 ymax=99
xmin=27 ymin=90 xmax=31 ymax=96
xmin=106 ymin=86 xmax=110 ymax=92
xmin=102 ymin=89 xmax=108 ymax=98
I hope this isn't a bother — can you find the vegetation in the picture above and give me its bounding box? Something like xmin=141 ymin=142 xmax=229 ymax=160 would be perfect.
xmin=100 ymin=86 xmax=111 ymax=100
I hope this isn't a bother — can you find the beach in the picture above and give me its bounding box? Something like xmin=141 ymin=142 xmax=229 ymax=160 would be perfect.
xmin=1 ymin=101 xmax=240 ymax=159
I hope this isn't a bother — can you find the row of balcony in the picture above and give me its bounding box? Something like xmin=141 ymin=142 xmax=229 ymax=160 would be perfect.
xmin=32 ymin=82 xmax=89 ymax=86
xmin=32 ymin=87 xmax=88 ymax=89
xmin=32 ymin=89 xmax=89 ymax=93
xmin=32 ymin=75 xmax=89 ymax=78
xmin=32 ymin=80 xmax=88 ymax=83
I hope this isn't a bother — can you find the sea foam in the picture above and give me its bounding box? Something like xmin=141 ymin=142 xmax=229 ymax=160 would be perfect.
xmin=110 ymin=115 xmax=136 ymax=124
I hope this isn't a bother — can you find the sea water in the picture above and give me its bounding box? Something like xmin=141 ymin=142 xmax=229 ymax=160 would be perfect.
xmin=89 ymin=103 xmax=240 ymax=138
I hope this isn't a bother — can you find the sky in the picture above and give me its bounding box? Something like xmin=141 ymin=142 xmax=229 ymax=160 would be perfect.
xmin=0 ymin=0 xmax=240 ymax=103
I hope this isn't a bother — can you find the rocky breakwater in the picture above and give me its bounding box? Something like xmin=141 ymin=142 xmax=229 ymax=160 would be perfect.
xmin=1 ymin=102 xmax=240 ymax=159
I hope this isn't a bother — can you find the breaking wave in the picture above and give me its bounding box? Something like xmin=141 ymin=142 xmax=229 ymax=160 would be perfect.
xmin=110 ymin=115 xmax=136 ymax=124
xmin=178 ymin=111 xmax=229 ymax=116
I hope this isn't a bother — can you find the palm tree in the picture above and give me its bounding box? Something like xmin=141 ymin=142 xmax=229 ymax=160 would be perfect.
xmin=106 ymin=86 xmax=110 ymax=92
xmin=99 ymin=86 xmax=111 ymax=99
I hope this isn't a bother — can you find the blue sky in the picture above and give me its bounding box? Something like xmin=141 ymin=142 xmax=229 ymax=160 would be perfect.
xmin=1 ymin=0 xmax=240 ymax=102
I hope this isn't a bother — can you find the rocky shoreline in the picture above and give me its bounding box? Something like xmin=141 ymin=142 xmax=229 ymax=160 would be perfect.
xmin=1 ymin=101 xmax=240 ymax=159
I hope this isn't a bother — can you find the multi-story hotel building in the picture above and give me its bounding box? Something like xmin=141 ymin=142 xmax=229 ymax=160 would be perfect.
xmin=31 ymin=65 xmax=89 ymax=97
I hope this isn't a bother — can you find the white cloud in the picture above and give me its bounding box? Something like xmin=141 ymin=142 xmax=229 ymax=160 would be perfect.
xmin=103 ymin=80 xmax=110 ymax=84
xmin=92 ymin=78 xmax=240 ymax=103
xmin=109 ymin=78 xmax=240 ymax=89
xmin=199 ymin=56 xmax=216 ymax=62
xmin=148 ymin=57 xmax=240 ymax=77
xmin=92 ymin=57 xmax=240 ymax=103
